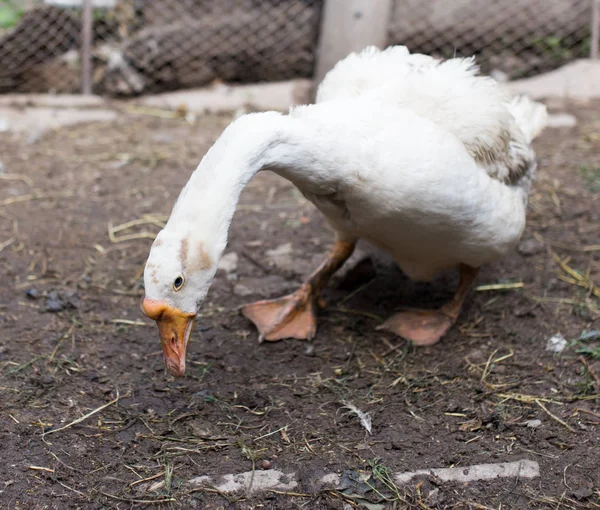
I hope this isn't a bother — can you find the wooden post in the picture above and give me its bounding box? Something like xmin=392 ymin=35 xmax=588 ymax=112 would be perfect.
xmin=314 ymin=0 xmax=393 ymax=87
xmin=592 ymin=0 xmax=600 ymax=59
xmin=81 ymin=0 xmax=93 ymax=94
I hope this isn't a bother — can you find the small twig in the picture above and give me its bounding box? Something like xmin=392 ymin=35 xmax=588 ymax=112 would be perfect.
xmin=43 ymin=391 xmax=121 ymax=437
xmin=110 ymin=319 xmax=148 ymax=327
xmin=475 ymin=282 xmax=524 ymax=292
xmin=110 ymin=215 xmax=166 ymax=234
xmin=14 ymin=278 xmax=58 ymax=290
xmin=107 ymin=216 xmax=166 ymax=243
xmin=551 ymin=251 xmax=600 ymax=297
xmin=108 ymin=231 xmax=157 ymax=243
xmin=481 ymin=349 xmax=499 ymax=384
xmin=533 ymin=232 xmax=600 ymax=252
xmin=56 ymin=480 xmax=86 ymax=497
xmin=563 ymin=463 xmax=573 ymax=490
xmin=130 ymin=470 xmax=166 ymax=487
xmin=241 ymin=249 xmax=272 ymax=274
xmin=91 ymin=285 xmax=142 ymax=297
xmin=98 ymin=491 xmax=176 ymax=504
xmin=28 ymin=465 xmax=55 ymax=473
xmin=575 ymin=408 xmax=600 ymax=419
xmin=0 ymin=191 xmax=73 ymax=207
xmin=0 ymin=237 xmax=15 ymax=252
xmin=527 ymin=295 xmax=600 ymax=316
xmin=9 ymin=355 xmax=47 ymax=374
xmin=253 ymin=425 xmax=290 ymax=442
xmin=557 ymin=275 xmax=600 ymax=297
xmin=268 ymin=490 xmax=312 ymax=497
xmin=48 ymin=324 xmax=76 ymax=363
xmin=496 ymin=393 xmax=560 ymax=404
xmin=333 ymin=307 xmax=382 ymax=321
xmin=0 ymin=173 xmax=34 ymax=186
xmin=48 ymin=451 xmax=80 ymax=472
xmin=338 ymin=277 xmax=376 ymax=305
xmin=536 ymin=399 xmax=576 ymax=433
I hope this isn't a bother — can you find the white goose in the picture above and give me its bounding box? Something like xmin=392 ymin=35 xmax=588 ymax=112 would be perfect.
xmin=142 ymin=46 xmax=548 ymax=376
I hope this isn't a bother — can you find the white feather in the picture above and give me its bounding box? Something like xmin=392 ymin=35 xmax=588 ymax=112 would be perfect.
xmin=144 ymin=46 xmax=548 ymax=312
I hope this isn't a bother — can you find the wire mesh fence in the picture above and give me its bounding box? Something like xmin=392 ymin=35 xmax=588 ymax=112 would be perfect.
xmin=0 ymin=0 xmax=323 ymax=95
xmin=389 ymin=0 xmax=594 ymax=81
xmin=0 ymin=0 xmax=598 ymax=96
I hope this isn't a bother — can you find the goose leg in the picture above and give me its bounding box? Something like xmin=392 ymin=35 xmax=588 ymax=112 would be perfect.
xmin=242 ymin=240 xmax=355 ymax=342
xmin=377 ymin=264 xmax=479 ymax=346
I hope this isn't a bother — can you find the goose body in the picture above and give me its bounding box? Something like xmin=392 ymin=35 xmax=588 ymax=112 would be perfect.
xmin=142 ymin=46 xmax=548 ymax=376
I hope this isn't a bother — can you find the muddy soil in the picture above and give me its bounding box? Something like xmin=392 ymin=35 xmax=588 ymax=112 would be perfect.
xmin=0 ymin=101 xmax=599 ymax=509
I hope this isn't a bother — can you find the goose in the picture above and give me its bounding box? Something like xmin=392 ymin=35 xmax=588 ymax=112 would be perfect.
xmin=141 ymin=46 xmax=548 ymax=376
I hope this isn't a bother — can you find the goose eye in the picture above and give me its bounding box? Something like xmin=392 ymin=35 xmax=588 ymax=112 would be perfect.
xmin=173 ymin=276 xmax=185 ymax=291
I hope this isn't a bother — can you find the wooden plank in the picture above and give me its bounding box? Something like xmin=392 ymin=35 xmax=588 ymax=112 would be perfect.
xmin=81 ymin=0 xmax=93 ymax=94
xmin=314 ymin=0 xmax=393 ymax=86
xmin=592 ymin=0 xmax=600 ymax=59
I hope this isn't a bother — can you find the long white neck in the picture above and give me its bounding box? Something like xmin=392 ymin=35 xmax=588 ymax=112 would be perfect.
xmin=163 ymin=112 xmax=296 ymax=260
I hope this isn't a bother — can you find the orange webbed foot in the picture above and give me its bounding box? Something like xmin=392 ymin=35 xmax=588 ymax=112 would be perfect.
xmin=241 ymin=284 xmax=317 ymax=342
xmin=377 ymin=309 xmax=456 ymax=346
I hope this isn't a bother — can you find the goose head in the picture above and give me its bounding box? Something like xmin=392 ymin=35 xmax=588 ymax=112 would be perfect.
xmin=142 ymin=229 xmax=219 ymax=377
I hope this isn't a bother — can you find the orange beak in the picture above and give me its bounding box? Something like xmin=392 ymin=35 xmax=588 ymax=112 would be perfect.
xmin=141 ymin=298 xmax=196 ymax=377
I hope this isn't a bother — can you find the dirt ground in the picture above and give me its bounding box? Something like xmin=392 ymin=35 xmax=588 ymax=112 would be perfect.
xmin=0 ymin=99 xmax=599 ymax=510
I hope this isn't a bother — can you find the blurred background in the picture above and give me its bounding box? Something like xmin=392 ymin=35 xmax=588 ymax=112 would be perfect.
xmin=0 ymin=0 xmax=598 ymax=96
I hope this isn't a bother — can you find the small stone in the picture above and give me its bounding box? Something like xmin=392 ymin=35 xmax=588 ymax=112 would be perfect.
xmin=546 ymin=113 xmax=577 ymax=128
xmin=445 ymin=401 xmax=461 ymax=413
xmin=546 ymin=333 xmax=567 ymax=353
xmin=233 ymin=283 xmax=253 ymax=297
xmin=265 ymin=243 xmax=294 ymax=271
xmin=518 ymin=238 xmax=544 ymax=256
xmin=151 ymin=132 xmax=174 ymax=144
xmin=218 ymin=252 xmax=238 ymax=273
xmin=526 ymin=419 xmax=542 ymax=428
xmin=466 ymin=349 xmax=486 ymax=364
xmin=261 ymin=460 xmax=271 ymax=470
xmin=514 ymin=305 xmax=535 ymax=317
xmin=63 ymin=291 xmax=81 ymax=309
xmin=571 ymin=486 xmax=593 ymax=500
xmin=235 ymin=275 xmax=293 ymax=298
xmin=26 ymin=130 xmax=42 ymax=145
xmin=426 ymin=487 xmax=441 ymax=504
xmin=189 ymin=422 xmax=212 ymax=438
xmin=304 ymin=345 xmax=315 ymax=357
xmin=45 ymin=291 xmax=64 ymax=313
xmin=26 ymin=288 xmax=39 ymax=299
xmin=40 ymin=374 xmax=55 ymax=386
